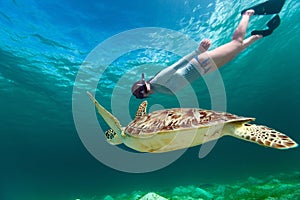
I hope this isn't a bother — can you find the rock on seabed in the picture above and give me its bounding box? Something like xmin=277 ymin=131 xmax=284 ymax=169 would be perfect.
xmin=139 ymin=192 xmax=168 ymax=200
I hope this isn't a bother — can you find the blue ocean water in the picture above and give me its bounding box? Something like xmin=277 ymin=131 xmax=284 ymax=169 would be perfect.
xmin=1 ymin=0 xmax=299 ymax=199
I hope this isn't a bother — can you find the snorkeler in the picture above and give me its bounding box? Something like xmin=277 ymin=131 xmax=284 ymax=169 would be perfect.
xmin=132 ymin=0 xmax=285 ymax=99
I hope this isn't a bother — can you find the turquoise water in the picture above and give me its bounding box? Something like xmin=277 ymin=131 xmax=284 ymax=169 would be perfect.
xmin=1 ymin=0 xmax=300 ymax=199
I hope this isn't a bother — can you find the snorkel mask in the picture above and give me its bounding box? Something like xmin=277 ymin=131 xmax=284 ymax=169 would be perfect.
xmin=131 ymin=73 xmax=149 ymax=99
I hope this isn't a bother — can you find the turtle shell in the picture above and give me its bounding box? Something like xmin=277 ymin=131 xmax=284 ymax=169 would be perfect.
xmin=125 ymin=108 xmax=254 ymax=137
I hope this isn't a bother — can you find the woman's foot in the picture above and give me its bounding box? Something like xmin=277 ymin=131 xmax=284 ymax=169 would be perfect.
xmin=198 ymin=39 xmax=211 ymax=53
xmin=243 ymin=9 xmax=255 ymax=16
xmin=252 ymin=34 xmax=263 ymax=39
xmin=242 ymin=34 xmax=263 ymax=49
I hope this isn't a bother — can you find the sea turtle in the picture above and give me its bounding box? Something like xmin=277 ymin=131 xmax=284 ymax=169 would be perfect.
xmin=87 ymin=92 xmax=298 ymax=153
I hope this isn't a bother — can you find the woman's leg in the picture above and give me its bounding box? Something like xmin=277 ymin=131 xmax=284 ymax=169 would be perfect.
xmin=232 ymin=9 xmax=263 ymax=49
xmin=232 ymin=10 xmax=255 ymax=43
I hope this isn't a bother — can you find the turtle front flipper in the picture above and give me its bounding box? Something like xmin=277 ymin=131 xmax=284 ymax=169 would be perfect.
xmin=87 ymin=92 xmax=124 ymax=140
xmin=229 ymin=123 xmax=298 ymax=149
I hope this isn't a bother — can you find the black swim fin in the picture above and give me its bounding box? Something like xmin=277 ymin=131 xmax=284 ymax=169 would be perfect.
xmin=241 ymin=0 xmax=286 ymax=15
xmin=251 ymin=15 xmax=281 ymax=37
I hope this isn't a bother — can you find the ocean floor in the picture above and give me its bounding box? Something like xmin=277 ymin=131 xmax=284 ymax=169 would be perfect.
xmin=100 ymin=171 xmax=300 ymax=200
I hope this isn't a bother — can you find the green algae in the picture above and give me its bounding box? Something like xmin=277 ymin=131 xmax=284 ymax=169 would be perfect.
xmin=101 ymin=171 xmax=300 ymax=200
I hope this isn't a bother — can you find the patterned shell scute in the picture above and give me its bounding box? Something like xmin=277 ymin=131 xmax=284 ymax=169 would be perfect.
xmin=125 ymin=108 xmax=251 ymax=137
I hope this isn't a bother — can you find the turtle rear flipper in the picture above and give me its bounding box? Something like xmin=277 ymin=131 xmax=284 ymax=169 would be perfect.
xmin=230 ymin=123 xmax=298 ymax=149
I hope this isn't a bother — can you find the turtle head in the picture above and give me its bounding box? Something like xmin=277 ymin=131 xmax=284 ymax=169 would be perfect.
xmin=105 ymin=129 xmax=122 ymax=145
